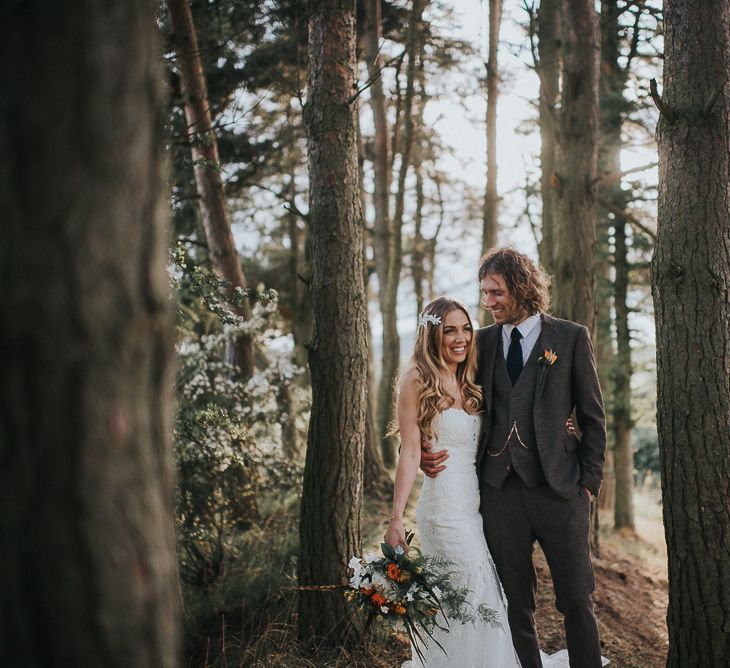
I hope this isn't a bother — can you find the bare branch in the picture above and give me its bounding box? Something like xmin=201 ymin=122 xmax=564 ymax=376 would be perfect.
xmin=649 ymin=78 xmax=676 ymax=124
xmin=597 ymin=195 xmax=657 ymax=241
xmin=592 ymin=162 xmax=658 ymax=188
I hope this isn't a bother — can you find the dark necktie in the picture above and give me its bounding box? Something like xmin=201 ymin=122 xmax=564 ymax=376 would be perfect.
xmin=506 ymin=327 xmax=523 ymax=385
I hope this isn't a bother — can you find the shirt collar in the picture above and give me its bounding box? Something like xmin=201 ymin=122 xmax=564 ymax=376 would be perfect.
xmin=503 ymin=313 xmax=541 ymax=339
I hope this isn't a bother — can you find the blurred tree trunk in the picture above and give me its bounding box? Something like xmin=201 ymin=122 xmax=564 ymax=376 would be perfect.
xmin=299 ymin=0 xmax=368 ymax=644
xmin=412 ymin=71 xmax=426 ymax=319
xmin=286 ymin=179 xmax=312 ymax=370
xmin=479 ymin=0 xmax=502 ymax=327
xmin=612 ymin=218 xmax=634 ymax=530
xmin=536 ymin=0 xmax=560 ymax=275
xmin=652 ymin=2 xmax=730 ymax=665
xmin=364 ymin=0 xmax=397 ymax=467
xmin=168 ymin=0 xmax=254 ymax=378
xmin=412 ymin=157 xmax=426 ymax=318
xmin=357 ymin=107 xmax=391 ymax=498
xmin=551 ymin=0 xmax=600 ymax=333
xmin=377 ymin=0 xmax=425 ymax=467
xmin=482 ymin=0 xmax=502 ymax=252
xmin=600 ymin=0 xmax=641 ymax=529
xmin=0 ymin=2 xmax=179 ymax=665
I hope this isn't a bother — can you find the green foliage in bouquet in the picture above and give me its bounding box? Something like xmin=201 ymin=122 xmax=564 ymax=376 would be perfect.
xmin=346 ymin=532 xmax=501 ymax=662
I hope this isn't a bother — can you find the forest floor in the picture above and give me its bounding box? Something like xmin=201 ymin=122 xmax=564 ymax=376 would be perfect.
xmin=198 ymin=486 xmax=668 ymax=667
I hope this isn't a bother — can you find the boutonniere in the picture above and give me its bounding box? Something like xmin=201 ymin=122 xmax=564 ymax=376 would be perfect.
xmin=537 ymin=349 xmax=558 ymax=384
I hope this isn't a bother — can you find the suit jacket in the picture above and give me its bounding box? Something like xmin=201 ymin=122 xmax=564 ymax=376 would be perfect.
xmin=476 ymin=313 xmax=606 ymax=499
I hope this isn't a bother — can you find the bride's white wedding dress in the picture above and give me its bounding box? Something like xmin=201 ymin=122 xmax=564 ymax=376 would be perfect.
xmin=402 ymin=408 xmax=521 ymax=668
xmin=402 ymin=409 xmax=604 ymax=668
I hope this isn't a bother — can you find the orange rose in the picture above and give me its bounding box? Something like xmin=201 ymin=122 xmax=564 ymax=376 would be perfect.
xmin=387 ymin=563 xmax=401 ymax=581
xmin=360 ymin=586 xmax=374 ymax=597
xmin=371 ymin=593 xmax=386 ymax=608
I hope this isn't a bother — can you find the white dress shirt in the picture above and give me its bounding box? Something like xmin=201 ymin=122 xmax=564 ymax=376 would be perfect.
xmin=501 ymin=313 xmax=542 ymax=364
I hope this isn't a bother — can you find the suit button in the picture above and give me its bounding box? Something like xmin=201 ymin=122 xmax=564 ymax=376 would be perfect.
xmin=511 ymin=393 xmax=516 ymax=399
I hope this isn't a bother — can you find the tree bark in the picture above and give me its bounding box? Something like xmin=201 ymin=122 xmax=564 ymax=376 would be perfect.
xmin=482 ymin=0 xmax=502 ymax=256
xmin=357 ymin=100 xmax=391 ymax=498
xmin=613 ymin=218 xmax=634 ymax=530
xmin=652 ymin=2 xmax=730 ymax=665
xmin=0 ymin=2 xmax=179 ymax=665
xmin=364 ymin=0 xmax=391 ymax=299
xmin=168 ymin=0 xmax=254 ymax=378
xmin=536 ymin=0 xmax=560 ymax=275
xmin=479 ymin=0 xmax=502 ymax=327
xmin=551 ymin=0 xmax=600 ymax=333
xmin=299 ymin=0 xmax=368 ymax=644
xmin=364 ymin=0 xmax=398 ymax=467
xmin=377 ymin=0 xmax=424 ymax=467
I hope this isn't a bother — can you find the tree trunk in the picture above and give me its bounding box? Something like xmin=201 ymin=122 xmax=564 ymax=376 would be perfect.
xmin=652 ymin=2 xmax=730 ymax=665
xmin=364 ymin=0 xmax=391 ymax=298
xmin=599 ymin=0 xmax=635 ymax=531
xmin=364 ymin=0 xmax=397 ymax=467
xmin=377 ymin=0 xmax=424 ymax=467
xmin=357 ymin=99 xmax=391 ymax=498
xmin=0 ymin=3 xmax=179 ymax=665
xmin=613 ymin=219 xmax=634 ymax=530
xmin=551 ymin=0 xmax=600 ymax=332
xmin=412 ymin=156 xmax=426 ymax=319
xmin=286 ymin=170 xmax=312 ymax=370
xmin=412 ymin=72 xmax=427 ymax=320
xmin=536 ymin=0 xmax=560 ymax=275
xmin=299 ymin=0 xmax=368 ymax=644
xmin=479 ymin=0 xmax=502 ymax=327
xmin=168 ymin=0 xmax=254 ymax=378
xmin=482 ymin=0 xmax=502 ymax=256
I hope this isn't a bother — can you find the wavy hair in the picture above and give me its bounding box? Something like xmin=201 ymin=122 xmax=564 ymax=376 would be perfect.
xmin=478 ymin=247 xmax=551 ymax=316
xmin=410 ymin=298 xmax=483 ymax=441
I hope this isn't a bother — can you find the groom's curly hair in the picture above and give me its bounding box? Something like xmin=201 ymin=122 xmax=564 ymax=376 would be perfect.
xmin=479 ymin=247 xmax=551 ymax=316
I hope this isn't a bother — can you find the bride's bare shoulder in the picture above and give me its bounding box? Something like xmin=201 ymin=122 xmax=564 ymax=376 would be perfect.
xmin=399 ymin=367 xmax=421 ymax=400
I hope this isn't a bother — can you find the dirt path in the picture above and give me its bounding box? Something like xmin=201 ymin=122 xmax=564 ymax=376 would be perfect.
xmin=535 ymin=538 xmax=668 ymax=668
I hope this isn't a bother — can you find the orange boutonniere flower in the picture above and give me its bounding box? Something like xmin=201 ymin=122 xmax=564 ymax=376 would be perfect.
xmin=537 ymin=348 xmax=558 ymax=383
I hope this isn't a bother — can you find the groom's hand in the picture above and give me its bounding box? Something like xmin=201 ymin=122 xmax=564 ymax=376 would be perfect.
xmin=420 ymin=440 xmax=448 ymax=478
xmin=580 ymin=484 xmax=593 ymax=501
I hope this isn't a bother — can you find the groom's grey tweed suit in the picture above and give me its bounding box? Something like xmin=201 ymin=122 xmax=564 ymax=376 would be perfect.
xmin=476 ymin=314 xmax=606 ymax=668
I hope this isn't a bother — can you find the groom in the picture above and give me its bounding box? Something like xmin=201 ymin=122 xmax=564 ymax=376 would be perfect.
xmin=422 ymin=247 xmax=606 ymax=668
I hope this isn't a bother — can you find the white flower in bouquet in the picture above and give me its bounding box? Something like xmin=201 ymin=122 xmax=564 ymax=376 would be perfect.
xmin=372 ymin=571 xmax=399 ymax=598
xmin=348 ymin=556 xmax=364 ymax=588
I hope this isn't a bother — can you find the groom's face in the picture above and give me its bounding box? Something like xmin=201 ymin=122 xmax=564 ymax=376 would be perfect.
xmin=480 ymin=273 xmax=523 ymax=325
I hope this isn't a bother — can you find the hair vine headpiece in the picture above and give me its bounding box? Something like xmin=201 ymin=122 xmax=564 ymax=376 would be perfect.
xmin=417 ymin=312 xmax=442 ymax=328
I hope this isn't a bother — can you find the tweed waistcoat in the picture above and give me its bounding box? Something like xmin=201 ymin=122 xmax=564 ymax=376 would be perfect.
xmin=480 ymin=335 xmax=547 ymax=489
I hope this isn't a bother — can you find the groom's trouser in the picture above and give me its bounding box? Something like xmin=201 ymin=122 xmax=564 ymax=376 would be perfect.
xmin=480 ymin=473 xmax=602 ymax=668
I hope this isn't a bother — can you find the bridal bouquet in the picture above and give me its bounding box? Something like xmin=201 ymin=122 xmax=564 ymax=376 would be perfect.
xmin=346 ymin=532 xmax=500 ymax=661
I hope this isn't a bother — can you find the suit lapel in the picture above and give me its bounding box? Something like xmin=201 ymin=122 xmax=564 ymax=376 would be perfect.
xmin=479 ymin=325 xmax=500 ymax=414
xmin=534 ymin=313 xmax=557 ymax=406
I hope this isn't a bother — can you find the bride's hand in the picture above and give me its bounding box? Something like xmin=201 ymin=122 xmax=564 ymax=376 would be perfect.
xmin=384 ymin=517 xmax=408 ymax=553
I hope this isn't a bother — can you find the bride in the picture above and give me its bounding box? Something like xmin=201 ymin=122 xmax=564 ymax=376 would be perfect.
xmin=384 ymin=297 xmax=521 ymax=668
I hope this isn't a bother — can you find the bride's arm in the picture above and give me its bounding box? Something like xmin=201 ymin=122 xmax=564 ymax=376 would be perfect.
xmin=383 ymin=369 xmax=421 ymax=552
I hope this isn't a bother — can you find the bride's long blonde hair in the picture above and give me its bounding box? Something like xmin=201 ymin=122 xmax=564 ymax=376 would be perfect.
xmin=410 ymin=297 xmax=483 ymax=441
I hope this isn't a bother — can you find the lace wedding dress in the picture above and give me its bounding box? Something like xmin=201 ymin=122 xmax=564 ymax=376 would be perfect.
xmin=401 ymin=409 xmax=609 ymax=668
xmin=402 ymin=408 xmax=521 ymax=668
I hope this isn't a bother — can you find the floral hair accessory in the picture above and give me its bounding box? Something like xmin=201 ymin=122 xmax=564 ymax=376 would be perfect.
xmin=417 ymin=312 xmax=442 ymax=328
